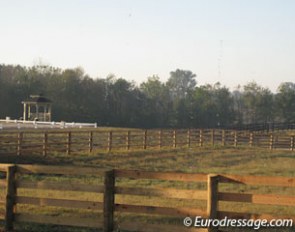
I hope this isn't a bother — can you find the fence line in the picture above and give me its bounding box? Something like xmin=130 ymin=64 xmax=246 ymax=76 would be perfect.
xmin=0 ymin=119 xmax=97 ymax=130
xmin=0 ymin=129 xmax=295 ymax=156
xmin=0 ymin=164 xmax=294 ymax=231
xmin=231 ymin=122 xmax=295 ymax=132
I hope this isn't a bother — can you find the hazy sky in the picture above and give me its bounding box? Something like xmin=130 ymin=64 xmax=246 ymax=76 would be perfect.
xmin=1 ymin=0 xmax=295 ymax=92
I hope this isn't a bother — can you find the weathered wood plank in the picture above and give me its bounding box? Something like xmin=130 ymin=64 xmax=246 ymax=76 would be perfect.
xmin=115 ymin=186 xmax=207 ymax=200
xmin=15 ymin=213 xmax=103 ymax=228
xmin=104 ymin=170 xmax=115 ymax=232
xmin=5 ymin=165 xmax=16 ymax=231
xmin=218 ymin=192 xmax=295 ymax=206
xmin=115 ymin=204 xmax=207 ymax=218
xmin=219 ymin=174 xmax=295 ymax=187
xmin=207 ymin=175 xmax=218 ymax=232
xmin=0 ymin=164 xmax=12 ymax=172
xmin=16 ymin=180 xmax=104 ymax=193
xmin=16 ymin=196 xmax=103 ymax=210
xmin=18 ymin=143 xmax=44 ymax=147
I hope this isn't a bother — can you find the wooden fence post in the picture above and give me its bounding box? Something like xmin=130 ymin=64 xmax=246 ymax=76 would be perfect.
xmin=66 ymin=132 xmax=72 ymax=155
xmin=108 ymin=132 xmax=112 ymax=152
xmin=249 ymin=132 xmax=253 ymax=147
xmin=211 ymin=129 xmax=215 ymax=146
xmin=222 ymin=130 xmax=226 ymax=146
xmin=269 ymin=134 xmax=274 ymax=150
xmin=5 ymin=165 xmax=16 ymax=231
xmin=89 ymin=131 xmax=93 ymax=152
xmin=173 ymin=130 xmax=176 ymax=148
xmin=199 ymin=129 xmax=203 ymax=147
xmin=187 ymin=129 xmax=191 ymax=148
xmin=158 ymin=130 xmax=162 ymax=148
xmin=126 ymin=131 xmax=131 ymax=150
xmin=143 ymin=130 xmax=147 ymax=149
xmin=234 ymin=131 xmax=237 ymax=147
xmin=207 ymin=174 xmax=219 ymax=232
xmin=17 ymin=132 xmax=23 ymax=156
xmin=290 ymin=136 xmax=294 ymax=151
xmin=103 ymin=170 xmax=115 ymax=232
xmin=43 ymin=132 xmax=48 ymax=156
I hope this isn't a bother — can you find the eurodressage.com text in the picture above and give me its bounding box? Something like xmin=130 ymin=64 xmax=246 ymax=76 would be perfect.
xmin=183 ymin=216 xmax=293 ymax=230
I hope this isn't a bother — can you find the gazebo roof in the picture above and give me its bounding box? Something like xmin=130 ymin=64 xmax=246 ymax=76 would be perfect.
xmin=22 ymin=94 xmax=52 ymax=104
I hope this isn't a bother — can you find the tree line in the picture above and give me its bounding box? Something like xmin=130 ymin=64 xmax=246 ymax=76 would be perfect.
xmin=0 ymin=64 xmax=294 ymax=128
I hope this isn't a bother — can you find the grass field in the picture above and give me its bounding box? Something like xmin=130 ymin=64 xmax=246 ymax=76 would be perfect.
xmin=2 ymin=146 xmax=293 ymax=176
xmin=0 ymin=146 xmax=294 ymax=232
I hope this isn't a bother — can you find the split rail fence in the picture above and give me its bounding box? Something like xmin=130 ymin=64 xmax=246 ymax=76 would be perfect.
xmin=0 ymin=129 xmax=294 ymax=156
xmin=0 ymin=164 xmax=294 ymax=231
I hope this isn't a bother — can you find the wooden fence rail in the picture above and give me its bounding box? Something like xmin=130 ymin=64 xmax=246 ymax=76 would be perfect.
xmin=1 ymin=129 xmax=295 ymax=156
xmin=0 ymin=164 xmax=294 ymax=231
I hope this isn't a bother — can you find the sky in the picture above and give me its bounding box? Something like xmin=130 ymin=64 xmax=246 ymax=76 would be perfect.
xmin=0 ymin=0 xmax=295 ymax=92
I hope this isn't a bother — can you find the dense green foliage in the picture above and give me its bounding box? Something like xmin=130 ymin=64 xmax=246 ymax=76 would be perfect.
xmin=0 ymin=64 xmax=294 ymax=128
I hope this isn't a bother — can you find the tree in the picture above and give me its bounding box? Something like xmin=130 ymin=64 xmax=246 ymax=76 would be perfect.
xmin=232 ymin=85 xmax=244 ymax=126
xmin=192 ymin=83 xmax=234 ymax=128
xmin=105 ymin=77 xmax=145 ymax=127
xmin=2 ymin=63 xmax=292 ymax=128
xmin=0 ymin=65 xmax=28 ymax=119
xmin=275 ymin=82 xmax=295 ymax=122
xmin=241 ymin=82 xmax=273 ymax=124
xmin=166 ymin=69 xmax=197 ymax=127
xmin=140 ymin=76 xmax=170 ymax=127
xmin=166 ymin=69 xmax=197 ymax=99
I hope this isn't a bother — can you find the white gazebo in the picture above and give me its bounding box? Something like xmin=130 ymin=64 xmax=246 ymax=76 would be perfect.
xmin=22 ymin=94 xmax=52 ymax=122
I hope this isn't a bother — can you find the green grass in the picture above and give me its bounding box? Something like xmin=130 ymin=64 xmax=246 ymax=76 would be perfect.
xmin=0 ymin=147 xmax=294 ymax=232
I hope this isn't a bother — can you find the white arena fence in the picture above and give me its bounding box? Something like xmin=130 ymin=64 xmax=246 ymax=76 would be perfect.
xmin=0 ymin=119 xmax=97 ymax=130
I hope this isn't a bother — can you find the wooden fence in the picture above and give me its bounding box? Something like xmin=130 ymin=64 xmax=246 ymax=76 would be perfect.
xmin=230 ymin=122 xmax=295 ymax=132
xmin=0 ymin=164 xmax=294 ymax=231
xmin=0 ymin=129 xmax=294 ymax=156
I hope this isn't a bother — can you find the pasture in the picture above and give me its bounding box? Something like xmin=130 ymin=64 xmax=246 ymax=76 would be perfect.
xmin=0 ymin=146 xmax=294 ymax=231
xmin=0 ymin=145 xmax=294 ymax=175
